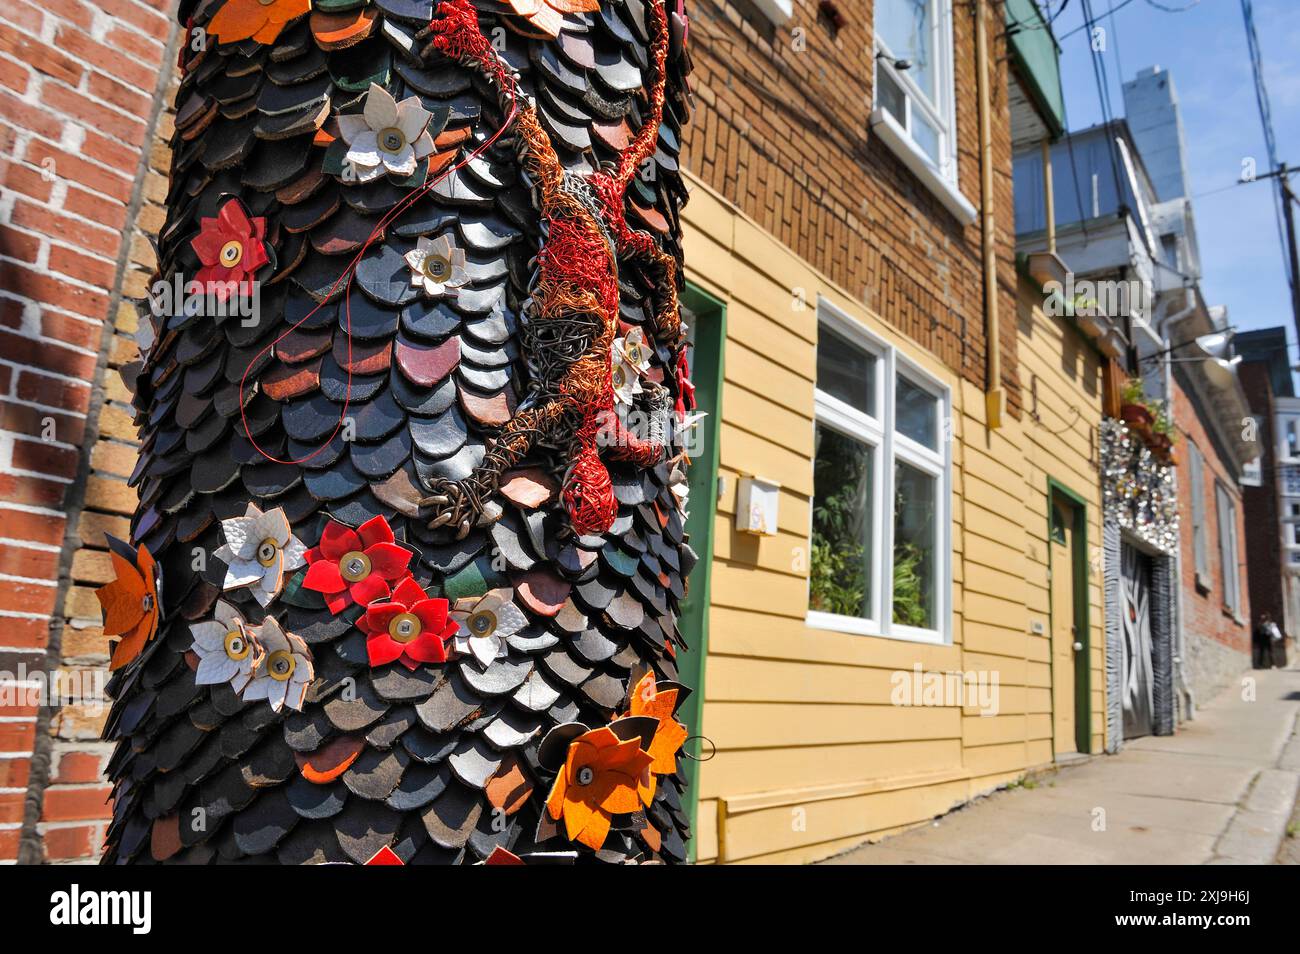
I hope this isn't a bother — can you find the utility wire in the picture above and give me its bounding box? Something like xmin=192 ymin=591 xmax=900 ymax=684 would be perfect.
xmin=1079 ymin=0 xmax=1129 ymax=214
xmin=1239 ymin=0 xmax=1294 ymax=299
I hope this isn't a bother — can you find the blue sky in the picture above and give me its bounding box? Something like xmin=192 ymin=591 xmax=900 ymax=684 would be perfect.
xmin=1044 ymin=0 xmax=1300 ymax=352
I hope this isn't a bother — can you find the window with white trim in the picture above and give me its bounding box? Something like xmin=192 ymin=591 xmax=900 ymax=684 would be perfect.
xmin=1186 ymin=441 xmax=1209 ymax=589
xmin=873 ymin=0 xmax=956 ymax=178
xmin=808 ymin=301 xmax=950 ymax=644
xmin=1214 ymin=481 xmax=1241 ymax=615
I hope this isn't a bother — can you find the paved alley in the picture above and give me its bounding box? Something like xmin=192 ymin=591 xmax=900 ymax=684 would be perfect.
xmin=826 ymin=667 xmax=1300 ymax=865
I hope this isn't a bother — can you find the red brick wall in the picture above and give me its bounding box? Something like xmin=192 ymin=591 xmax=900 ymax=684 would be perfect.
xmin=0 ymin=0 xmax=178 ymax=862
xmin=682 ymin=0 xmax=1020 ymax=412
xmin=1171 ymin=376 xmax=1250 ymax=672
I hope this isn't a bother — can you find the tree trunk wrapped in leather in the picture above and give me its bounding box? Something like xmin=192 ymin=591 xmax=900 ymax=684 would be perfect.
xmin=100 ymin=0 xmax=697 ymax=865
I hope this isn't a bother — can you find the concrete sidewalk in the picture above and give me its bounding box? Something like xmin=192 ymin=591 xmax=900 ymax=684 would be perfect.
xmin=825 ymin=667 xmax=1300 ymax=865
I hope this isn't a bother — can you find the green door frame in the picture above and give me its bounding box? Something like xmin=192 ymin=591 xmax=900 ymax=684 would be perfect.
xmin=1047 ymin=477 xmax=1091 ymax=755
xmin=675 ymin=282 xmax=726 ymax=862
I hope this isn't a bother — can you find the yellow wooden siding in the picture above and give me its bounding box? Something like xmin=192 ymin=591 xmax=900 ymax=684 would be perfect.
xmin=680 ymin=173 xmax=1108 ymax=863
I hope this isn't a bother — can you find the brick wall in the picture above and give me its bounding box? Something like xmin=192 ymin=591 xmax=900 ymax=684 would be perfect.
xmin=682 ymin=0 xmax=1020 ymax=412
xmin=0 ymin=0 xmax=178 ymax=862
xmin=1171 ymin=375 xmax=1250 ymax=703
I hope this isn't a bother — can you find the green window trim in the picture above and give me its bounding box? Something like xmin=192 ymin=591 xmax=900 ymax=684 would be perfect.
xmin=675 ymin=282 xmax=726 ymax=862
xmin=1048 ymin=478 xmax=1091 ymax=755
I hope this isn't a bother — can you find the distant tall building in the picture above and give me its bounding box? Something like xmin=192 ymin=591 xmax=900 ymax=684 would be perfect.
xmin=1122 ymin=65 xmax=1192 ymax=203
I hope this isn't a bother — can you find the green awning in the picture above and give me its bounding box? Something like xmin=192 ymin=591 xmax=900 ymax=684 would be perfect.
xmin=1006 ymin=0 xmax=1066 ymax=139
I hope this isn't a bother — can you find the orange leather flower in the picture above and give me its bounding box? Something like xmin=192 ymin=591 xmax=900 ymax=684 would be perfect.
xmin=506 ymin=0 xmax=601 ymax=38
xmin=208 ymin=0 xmax=311 ymax=46
xmin=96 ymin=539 xmax=161 ymax=671
xmin=545 ymin=726 xmax=653 ymax=850
xmin=624 ymin=672 xmax=689 ymax=806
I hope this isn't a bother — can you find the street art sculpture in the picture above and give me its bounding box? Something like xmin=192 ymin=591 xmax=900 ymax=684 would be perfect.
xmin=98 ymin=0 xmax=697 ymax=865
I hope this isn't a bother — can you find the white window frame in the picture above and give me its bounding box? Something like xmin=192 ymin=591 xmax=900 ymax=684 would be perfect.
xmin=1186 ymin=440 xmax=1209 ymax=589
xmin=1281 ymin=416 xmax=1300 ymax=463
xmin=807 ymin=298 xmax=952 ymax=645
xmin=1214 ymin=481 xmax=1241 ymax=616
xmin=870 ymin=0 xmax=974 ymax=223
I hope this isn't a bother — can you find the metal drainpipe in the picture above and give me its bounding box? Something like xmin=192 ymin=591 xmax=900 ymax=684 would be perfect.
xmin=1156 ymin=293 xmax=1197 ymax=720
xmin=976 ymin=0 xmax=1003 ymax=428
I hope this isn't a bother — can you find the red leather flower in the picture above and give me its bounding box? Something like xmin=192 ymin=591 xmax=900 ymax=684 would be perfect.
xmin=301 ymin=515 xmax=414 ymax=614
xmin=190 ymin=199 xmax=269 ymax=302
xmin=358 ymin=577 xmax=459 ymax=670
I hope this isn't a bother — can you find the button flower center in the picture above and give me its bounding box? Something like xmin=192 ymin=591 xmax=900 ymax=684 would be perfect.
xmin=340 ymin=550 xmax=372 ymax=583
xmin=256 ymin=537 xmax=279 ymax=567
xmin=266 ymin=650 xmax=295 ymax=682
xmin=388 ymin=612 xmax=423 ymax=644
xmin=378 ymin=126 xmax=407 ymax=155
xmin=219 ymin=240 xmax=243 ymax=267
xmin=223 ymin=630 xmax=250 ymax=661
xmin=576 ymin=765 xmax=595 ymax=786
xmin=422 ymin=254 xmax=451 ymax=282
xmin=467 ymin=609 xmax=497 ymax=637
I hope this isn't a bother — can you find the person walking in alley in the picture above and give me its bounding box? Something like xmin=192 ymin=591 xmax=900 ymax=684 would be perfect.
xmin=1254 ymin=612 xmax=1286 ymax=668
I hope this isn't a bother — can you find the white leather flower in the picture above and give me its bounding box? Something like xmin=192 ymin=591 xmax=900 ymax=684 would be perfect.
xmin=339 ymin=83 xmax=436 ymax=182
xmin=448 ymin=588 xmax=526 ymax=668
xmin=404 ymin=233 xmax=468 ymax=297
xmin=241 ymin=617 xmax=313 ymax=713
xmin=190 ymin=600 xmax=261 ymax=694
xmin=213 ymin=504 xmax=306 ymax=606
xmin=612 ymin=327 xmax=652 ymax=407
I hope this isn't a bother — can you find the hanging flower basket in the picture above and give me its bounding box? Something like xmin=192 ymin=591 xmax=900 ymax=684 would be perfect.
xmin=1148 ymin=431 xmax=1172 ymax=463
xmin=1120 ymin=402 xmax=1154 ymax=440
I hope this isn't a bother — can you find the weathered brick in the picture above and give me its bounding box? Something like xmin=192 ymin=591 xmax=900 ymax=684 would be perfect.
xmin=9 ymin=200 xmax=119 ymax=259
xmin=59 ymin=625 xmax=110 ymax=662
xmin=48 ymin=244 xmax=118 ymax=289
xmin=0 ymin=579 xmax=58 ymax=616
xmin=0 ymin=756 xmax=31 ymax=789
xmin=63 ymin=184 xmax=130 ymax=232
xmin=10 ymin=436 xmax=80 ymax=480
xmin=0 ymin=616 xmax=53 ymax=650
xmin=23 ymin=138 xmax=135 ymax=205
xmin=70 ymin=547 xmax=112 ymax=585
xmin=94 ymin=404 xmax=137 ymax=442
xmin=0 ymin=791 xmax=25 ymax=824
xmin=15 ymin=370 xmax=91 ymax=414
xmin=0 ymin=507 xmax=68 ymax=547
xmin=77 ymin=510 xmax=131 ymax=547
xmin=0 ymin=262 xmax=109 ymax=323
xmin=0 ymin=400 xmax=86 ymax=445
xmin=87 ymin=72 xmax=154 ymax=121
xmin=0 ymin=27 xmax=84 ymax=87
xmin=0 ymin=58 xmax=29 ymax=94
xmin=63 ymin=585 xmax=103 ymax=622
xmin=0 ymin=473 xmax=69 ymax=508
xmin=0 ymin=543 xmax=59 ymax=580
xmin=50 ymin=702 xmax=109 ymax=740
xmin=39 ymin=785 xmax=113 ymax=822
xmin=42 ymin=823 xmax=95 ymax=859
xmin=90 ymin=439 xmax=136 ymax=477
xmin=0 ymin=721 xmax=36 ymax=753
xmin=53 ymin=750 xmax=105 ymax=784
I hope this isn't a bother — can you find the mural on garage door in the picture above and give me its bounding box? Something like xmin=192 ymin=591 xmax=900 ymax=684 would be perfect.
xmin=1101 ymin=419 xmax=1179 ymax=747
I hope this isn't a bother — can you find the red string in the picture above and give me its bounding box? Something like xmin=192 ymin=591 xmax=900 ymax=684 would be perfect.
xmin=238 ymin=57 xmax=520 ymax=466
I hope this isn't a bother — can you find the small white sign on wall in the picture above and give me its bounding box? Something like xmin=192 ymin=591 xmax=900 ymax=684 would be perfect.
xmin=735 ymin=476 xmax=780 ymax=535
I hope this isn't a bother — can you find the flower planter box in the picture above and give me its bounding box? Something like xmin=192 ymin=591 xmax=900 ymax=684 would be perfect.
xmin=1120 ymin=402 xmax=1154 ymax=441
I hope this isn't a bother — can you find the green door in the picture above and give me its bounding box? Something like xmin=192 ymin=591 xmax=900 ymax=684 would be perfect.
xmin=674 ymin=283 xmax=725 ymax=861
